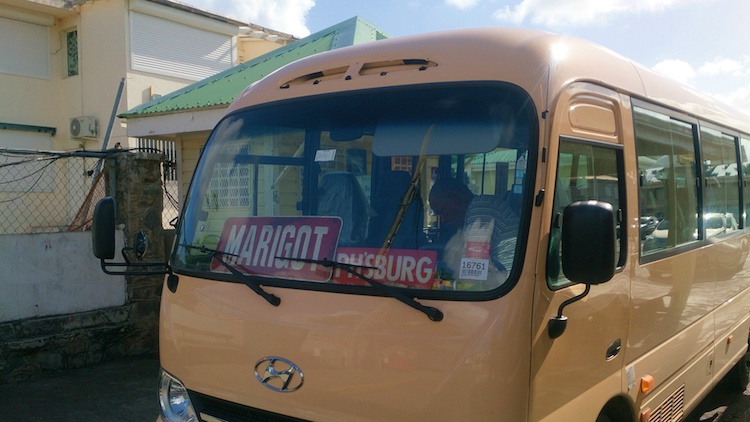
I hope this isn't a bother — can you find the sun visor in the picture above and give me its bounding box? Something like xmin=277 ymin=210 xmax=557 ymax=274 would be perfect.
xmin=372 ymin=120 xmax=503 ymax=156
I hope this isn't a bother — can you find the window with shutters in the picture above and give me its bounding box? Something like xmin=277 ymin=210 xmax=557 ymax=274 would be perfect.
xmin=0 ymin=17 xmax=50 ymax=79
xmin=130 ymin=12 xmax=234 ymax=81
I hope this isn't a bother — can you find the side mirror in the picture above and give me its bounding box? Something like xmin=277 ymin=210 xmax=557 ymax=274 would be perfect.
xmin=561 ymin=200 xmax=616 ymax=284
xmin=91 ymin=196 xmax=172 ymax=277
xmin=549 ymin=200 xmax=617 ymax=339
xmin=92 ymin=197 xmax=116 ymax=260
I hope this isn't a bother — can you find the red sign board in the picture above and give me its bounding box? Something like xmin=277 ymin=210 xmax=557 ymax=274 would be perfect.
xmin=212 ymin=216 xmax=342 ymax=282
xmin=333 ymin=247 xmax=438 ymax=289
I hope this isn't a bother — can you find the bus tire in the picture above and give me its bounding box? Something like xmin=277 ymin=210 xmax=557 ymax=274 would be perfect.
xmin=595 ymin=397 xmax=631 ymax=422
xmin=727 ymin=348 xmax=750 ymax=393
xmin=595 ymin=414 xmax=613 ymax=422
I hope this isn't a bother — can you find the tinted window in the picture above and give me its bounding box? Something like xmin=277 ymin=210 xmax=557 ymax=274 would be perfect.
xmin=701 ymin=126 xmax=740 ymax=234
xmin=173 ymin=84 xmax=537 ymax=296
xmin=635 ymin=107 xmax=699 ymax=256
xmin=547 ymin=139 xmax=624 ymax=288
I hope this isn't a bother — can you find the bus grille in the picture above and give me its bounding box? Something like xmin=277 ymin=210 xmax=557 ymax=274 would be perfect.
xmin=190 ymin=391 xmax=310 ymax=422
xmin=649 ymin=384 xmax=685 ymax=422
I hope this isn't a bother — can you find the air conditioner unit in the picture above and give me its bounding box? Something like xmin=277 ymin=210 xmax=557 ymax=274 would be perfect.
xmin=70 ymin=116 xmax=98 ymax=138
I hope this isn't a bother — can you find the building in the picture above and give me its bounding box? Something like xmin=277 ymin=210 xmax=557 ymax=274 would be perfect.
xmin=0 ymin=0 xmax=294 ymax=235
xmin=0 ymin=0 xmax=294 ymax=382
xmin=119 ymin=16 xmax=389 ymax=201
xmin=0 ymin=0 xmax=294 ymax=153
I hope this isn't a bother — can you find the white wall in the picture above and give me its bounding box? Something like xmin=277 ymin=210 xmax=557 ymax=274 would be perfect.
xmin=0 ymin=230 xmax=126 ymax=322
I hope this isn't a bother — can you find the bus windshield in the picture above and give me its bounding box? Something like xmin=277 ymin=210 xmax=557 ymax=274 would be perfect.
xmin=172 ymin=84 xmax=536 ymax=296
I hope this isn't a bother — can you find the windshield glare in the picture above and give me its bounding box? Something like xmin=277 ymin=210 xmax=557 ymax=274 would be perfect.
xmin=173 ymin=84 xmax=535 ymax=295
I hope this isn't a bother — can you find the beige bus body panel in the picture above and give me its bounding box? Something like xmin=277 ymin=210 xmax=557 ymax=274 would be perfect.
xmin=159 ymin=273 xmax=535 ymax=421
xmin=625 ymin=234 xmax=750 ymax=417
xmin=161 ymin=28 xmax=750 ymax=421
xmin=534 ymin=77 xmax=750 ymax=420
xmin=228 ymin=29 xmax=643 ymax=119
xmin=530 ymin=82 xmax=631 ymax=421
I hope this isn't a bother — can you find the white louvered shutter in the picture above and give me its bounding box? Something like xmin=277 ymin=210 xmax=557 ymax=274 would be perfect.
xmin=130 ymin=12 xmax=234 ymax=81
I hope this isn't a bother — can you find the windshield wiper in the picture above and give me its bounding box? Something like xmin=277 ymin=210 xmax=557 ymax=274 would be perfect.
xmin=381 ymin=125 xmax=432 ymax=251
xmin=181 ymin=244 xmax=281 ymax=306
xmin=276 ymin=256 xmax=443 ymax=322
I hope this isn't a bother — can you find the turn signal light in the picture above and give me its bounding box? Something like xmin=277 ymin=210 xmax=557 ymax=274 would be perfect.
xmin=640 ymin=375 xmax=655 ymax=393
xmin=640 ymin=407 xmax=651 ymax=422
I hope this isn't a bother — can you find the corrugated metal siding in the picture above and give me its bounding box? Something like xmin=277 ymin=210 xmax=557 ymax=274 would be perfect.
xmin=130 ymin=12 xmax=233 ymax=81
xmin=0 ymin=17 xmax=50 ymax=79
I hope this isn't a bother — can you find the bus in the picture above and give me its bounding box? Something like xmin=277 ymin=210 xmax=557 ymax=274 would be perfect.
xmin=93 ymin=27 xmax=750 ymax=421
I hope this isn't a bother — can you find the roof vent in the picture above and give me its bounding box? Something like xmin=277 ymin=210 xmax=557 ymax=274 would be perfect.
xmin=359 ymin=59 xmax=437 ymax=76
xmin=280 ymin=66 xmax=350 ymax=89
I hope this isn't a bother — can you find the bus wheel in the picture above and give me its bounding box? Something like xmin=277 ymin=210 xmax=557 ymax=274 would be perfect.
xmin=727 ymin=348 xmax=750 ymax=392
xmin=596 ymin=397 xmax=631 ymax=422
xmin=595 ymin=414 xmax=614 ymax=422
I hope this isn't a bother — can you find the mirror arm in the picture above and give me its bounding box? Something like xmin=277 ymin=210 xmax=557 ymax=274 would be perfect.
xmin=547 ymin=284 xmax=591 ymax=339
xmin=121 ymin=246 xmax=133 ymax=265
xmin=99 ymin=258 xmax=172 ymax=276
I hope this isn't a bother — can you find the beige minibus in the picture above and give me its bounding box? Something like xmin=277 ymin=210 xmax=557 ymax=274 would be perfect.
xmin=94 ymin=27 xmax=750 ymax=421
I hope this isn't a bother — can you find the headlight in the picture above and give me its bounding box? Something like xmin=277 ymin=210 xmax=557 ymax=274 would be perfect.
xmin=159 ymin=369 xmax=198 ymax=422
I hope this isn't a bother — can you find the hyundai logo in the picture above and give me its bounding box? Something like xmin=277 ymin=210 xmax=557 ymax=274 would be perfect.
xmin=254 ymin=357 xmax=304 ymax=392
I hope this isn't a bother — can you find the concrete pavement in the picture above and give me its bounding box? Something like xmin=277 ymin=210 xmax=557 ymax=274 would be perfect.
xmin=0 ymin=354 xmax=159 ymax=421
xmin=1 ymin=351 xmax=749 ymax=422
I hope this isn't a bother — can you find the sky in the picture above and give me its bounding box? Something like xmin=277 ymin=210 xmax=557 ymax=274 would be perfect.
xmin=180 ymin=0 xmax=750 ymax=117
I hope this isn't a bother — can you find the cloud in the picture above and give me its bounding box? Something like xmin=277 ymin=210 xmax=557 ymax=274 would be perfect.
xmin=653 ymin=59 xmax=696 ymax=86
xmin=493 ymin=0 xmax=701 ymax=28
xmin=714 ymin=84 xmax=750 ymax=117
xmin=653 ymin=56 xmax=750 ymax=86
xmin=653 ymin=58 xmax=750 ymax=117
xmin=444 ymin=0 xmax=480 ymax=9
xmin=698 ymin=57 xmax=750 ymax=77
xmin=181 ymin=0 xmax=315 ymax=37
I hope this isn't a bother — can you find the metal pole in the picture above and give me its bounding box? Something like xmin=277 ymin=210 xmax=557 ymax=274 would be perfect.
xmin=91 ymin=77 xmax=125 ymax=185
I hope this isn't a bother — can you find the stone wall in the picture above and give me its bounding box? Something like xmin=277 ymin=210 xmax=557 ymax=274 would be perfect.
xmin=105 ymin=152 xmax=167 ymax=359
xmin=0 ymin=152 xmax=170 ymax=383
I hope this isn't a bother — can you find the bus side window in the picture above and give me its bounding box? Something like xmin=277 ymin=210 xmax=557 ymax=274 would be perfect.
xmin=701 ymin=127 xmax=741 ymax=236
xmin=635 ymin=107 xmax=699 ymax=256
xmin=547 ymin=138 xmax=624 ymax=288
xmin=740 ymin=136 xmax=750 ymax=229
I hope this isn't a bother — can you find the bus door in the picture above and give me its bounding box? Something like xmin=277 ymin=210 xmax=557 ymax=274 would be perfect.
xmin=530 ymin=84 xmax=631 ymax=421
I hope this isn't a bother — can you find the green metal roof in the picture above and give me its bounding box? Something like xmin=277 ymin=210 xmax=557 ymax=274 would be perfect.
xmin=120 ymin=17 xmax=389 ymax=118
xmin=468 ymin=149 xmax=519 ymax=165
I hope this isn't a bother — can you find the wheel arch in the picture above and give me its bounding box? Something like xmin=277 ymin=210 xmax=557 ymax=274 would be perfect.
xmin=596 ymin=395 xmax=636 ymax=422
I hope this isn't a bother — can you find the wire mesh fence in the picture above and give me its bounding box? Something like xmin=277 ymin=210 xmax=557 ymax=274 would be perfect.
xmin=0 ymin=147 xmax=179 ymax=235
xmin=0 ymin=149 xmax=106 ymax=235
